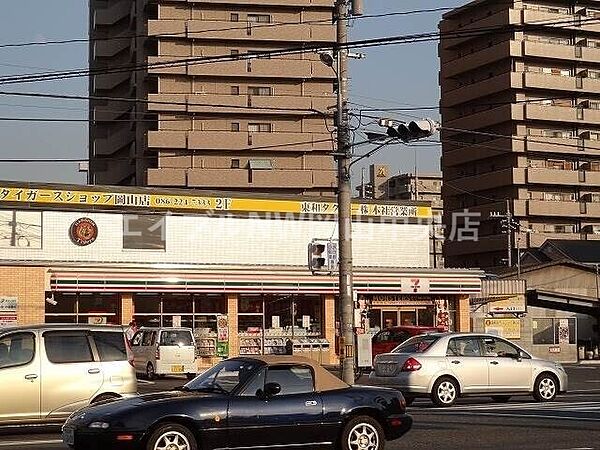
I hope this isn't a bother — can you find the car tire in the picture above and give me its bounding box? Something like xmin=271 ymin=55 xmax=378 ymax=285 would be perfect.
xmin=146 ymin=362 xmax=156 ymax=381
xmin=533 ymin=373 xmax=558 ymax=402
xmin=490 ymin=395 xmax=511 ymax=403
xmin=146 ymin=423 xmax=198 ymax=450
xmin=431 ymin=377 xmax=459 ymax=407
xmin=340 ymin=415 xmax=385 ymax=450
xmin=186 ymin=373 xmax=196 ymax=381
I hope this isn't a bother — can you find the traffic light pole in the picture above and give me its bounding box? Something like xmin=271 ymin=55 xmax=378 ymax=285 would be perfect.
xmin=335 ymin=0 xmax=355 ymax=385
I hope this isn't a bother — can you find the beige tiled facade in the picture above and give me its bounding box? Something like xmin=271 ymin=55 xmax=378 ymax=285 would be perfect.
xmin=89 ymin=0 xmax=337 ymax=195
xmin=440 ymin=0 xmax=600 ymax=268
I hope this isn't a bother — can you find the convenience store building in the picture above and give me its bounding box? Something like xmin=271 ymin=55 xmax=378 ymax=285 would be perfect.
xmin=0 ymin=182 xmax=483 ymax=366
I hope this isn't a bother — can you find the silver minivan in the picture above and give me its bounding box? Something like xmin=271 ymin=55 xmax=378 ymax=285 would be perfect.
xmin=130 ymin=327 xmax=197 ymax=380
xmin=0 ymin=324 xmax=138 ymax=425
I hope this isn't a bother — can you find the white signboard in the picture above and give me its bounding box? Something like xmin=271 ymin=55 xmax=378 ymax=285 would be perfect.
xmin=172 ymin=315 xmax=181 ymax=327
xmin=0 ymin=297 xmax=17 ymax=312
xmin=357 ymin=334 xmax=373 ymax=368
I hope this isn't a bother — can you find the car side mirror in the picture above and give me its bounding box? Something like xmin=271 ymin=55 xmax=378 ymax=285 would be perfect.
xmin=264 ymin=382 xmax=281 ymax=398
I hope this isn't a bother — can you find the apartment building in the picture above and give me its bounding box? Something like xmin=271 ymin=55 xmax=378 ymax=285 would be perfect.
xmin=89 ymin=0 xmax=337 ymax=195
xmin=440 ymin=0 xmax=600 ymax=268
xmin=356 ymin=164 xmax=445 ymax=268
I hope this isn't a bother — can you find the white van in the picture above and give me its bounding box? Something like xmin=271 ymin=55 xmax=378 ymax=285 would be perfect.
xmin=0 ymin=324 xmax=137 ymax=425
xmin=130 ymin=327 xmax=197 ymax=380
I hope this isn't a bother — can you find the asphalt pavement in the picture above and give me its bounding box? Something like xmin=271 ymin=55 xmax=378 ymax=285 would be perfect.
xmin=1 ymin=365 xmax=598 ymax=449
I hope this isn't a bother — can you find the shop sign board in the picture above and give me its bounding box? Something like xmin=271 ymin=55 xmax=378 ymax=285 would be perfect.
xmin=484 ymin=318 xmax=521 ymax=339
xmin=364 ymin=294 xmax=434 ymax=307
xmin=488 ymin=295 xmax=526 ymax=314
xmin=217 ymin=315 xmax=229 ymax=343
xmin=0 ymin=314 xmax=17 ymax=326
xmin=401 ymin=278 xmax=430 ymax=294
xmin=357 ymin=334 xmax=373 ymax=368
xmin=0 ymin=296 xmax=17 ymax=312
xmin=558 ymin=319 xmax=570 ymax=344
xmin=216 ymin=342 xmax=229 ymax=357
xmin=0 ymin=185 xmax=432 ymax=219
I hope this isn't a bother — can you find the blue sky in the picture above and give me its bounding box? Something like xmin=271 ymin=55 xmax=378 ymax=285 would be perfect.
xmin=0 ymin=0 xmax=465 ymax=185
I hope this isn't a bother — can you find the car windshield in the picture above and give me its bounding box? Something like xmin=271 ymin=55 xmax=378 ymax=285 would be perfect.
xmin=183 ymin=359 xmax=262 ymax=394
xmin=392 ymin=335 xmax=439 ymax=354
xmin=159 ymin=330 xmax=193 ymax=346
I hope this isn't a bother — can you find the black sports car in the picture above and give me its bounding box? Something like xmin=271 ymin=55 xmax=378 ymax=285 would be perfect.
xmin=62 ymin=356 xmax=412 ymax=450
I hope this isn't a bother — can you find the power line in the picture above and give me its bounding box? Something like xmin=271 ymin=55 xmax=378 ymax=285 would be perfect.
xmin=0 ymin=91 xmax=330 ymax=117
xmin=0 ymin=7 xmax=457 ymax=50
xmin=1 ymin=14 xmax=597 ymax=86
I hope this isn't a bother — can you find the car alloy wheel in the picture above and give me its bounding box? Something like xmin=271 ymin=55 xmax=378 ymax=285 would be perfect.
xmin=342 ymin=416 xmax=384 ymax=450
xmin=534 ymin=374 xmax=557 ymax=402
xmin=432 ymin=377 xmax=458 ymax=407
xmin=147 ymin=423 xmax=198 ymax=450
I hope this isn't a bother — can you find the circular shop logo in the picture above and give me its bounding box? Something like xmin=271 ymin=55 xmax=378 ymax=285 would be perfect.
xmin=70 ymin=217 xmax=98 ymax=246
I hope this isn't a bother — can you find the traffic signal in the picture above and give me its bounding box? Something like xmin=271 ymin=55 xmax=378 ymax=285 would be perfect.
xmin=386 ymin=119 xmax=437 ymax=142
xmin=308 ymin=239 xmax=338 ymax=273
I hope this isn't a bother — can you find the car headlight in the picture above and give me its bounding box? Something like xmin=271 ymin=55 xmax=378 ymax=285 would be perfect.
xmin=88 ymin=422 xmax=110 ymax=429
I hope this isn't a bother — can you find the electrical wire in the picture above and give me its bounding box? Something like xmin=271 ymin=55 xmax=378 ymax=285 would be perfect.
xmin=0 ymin=6 xmax=460 ymax=50
xmin=1 ymin=14 xmax=598 ymax=86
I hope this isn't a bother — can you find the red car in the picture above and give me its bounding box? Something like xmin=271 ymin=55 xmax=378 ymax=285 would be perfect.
xmin=372 ymin=325 xmax=446 ymax=358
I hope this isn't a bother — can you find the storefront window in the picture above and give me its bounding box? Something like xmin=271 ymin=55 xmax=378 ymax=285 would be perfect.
xmin=45 ymin=293 xmax=120 ymax=325
xmin=134 ymin=294 xmax=161 ymax=327
xmin=238 ymin=294 xmax=325 ymax=355
xmin=417 ymin=308 xmax=434 ymax=327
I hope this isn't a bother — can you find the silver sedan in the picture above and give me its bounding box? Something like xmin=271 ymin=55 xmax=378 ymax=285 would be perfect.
xmin=368 ymin=332 xmax=568 ymax=407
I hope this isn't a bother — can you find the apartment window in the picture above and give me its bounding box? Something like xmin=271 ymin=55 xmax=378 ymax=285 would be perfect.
xmin=230 ymin=13 xmax=239 ymax=22
xmin=543 ymin=224 xmax=576 ymax=233
xmin=230 ymin=49 xmax=240 ymax=56
xmin=543 ymin=192 xmax=576 ymax=202
xmin=231 ymin=159 xmax=240 ymax=169
xmin=588 ymin=70 xmax=600 ymax=79
xmin=547 ymin=159 xmax=574 ymax=170
xmin=231 ymin=86 xmax=240 ymax=95
xmin=248 ymin=86 xmax=272 ymax=96
xmin=248 ymin=123 xmax=272 ymax=132
xmin=247 ymin=14 xmax=271 ymax=23
xmin=231 ymin=122 xmax=240 ymax=132
xmin=541 ymin=129 xmax=573 ymax=139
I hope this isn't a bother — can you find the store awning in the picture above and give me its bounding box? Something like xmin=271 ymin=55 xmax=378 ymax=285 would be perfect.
xmin=527 ymin=289 xmax=600 ymax=316
xmin=49 ymin=268 xmax=482 ymax=295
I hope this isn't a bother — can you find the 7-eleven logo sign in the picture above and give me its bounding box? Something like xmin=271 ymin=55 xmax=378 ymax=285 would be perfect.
xmin=401 ymin=277 xmax=430 ymax=293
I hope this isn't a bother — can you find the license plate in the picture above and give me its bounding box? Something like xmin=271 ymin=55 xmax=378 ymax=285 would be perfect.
xmin=171 ymin=364 xmax=184 ymax=373
xmin=63 ymin=427 xmax=75 ymax=446
xmin=377 ymin=364 xmax=396 ymax=376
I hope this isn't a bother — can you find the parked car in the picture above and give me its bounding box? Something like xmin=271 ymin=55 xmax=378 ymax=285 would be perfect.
xmin=369 ymin=332 xmax=568 ymax=407
xmin=130 ymin=327 xmax=196 ymax=380
xmin=372 ymin=325 xmax=446 ymax=359
xmin=0 ymin=324 xmax=137 ymax=425
xmin=62 ymin=355 xmax=412 ymax=450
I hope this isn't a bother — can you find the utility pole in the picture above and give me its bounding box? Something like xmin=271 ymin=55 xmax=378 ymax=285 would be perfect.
xmin=506 ymin=199 xmax=513 ymax=268
xmin=491 ymin=201 xmax=519 ymax=269
xmin=335 ymin=0 xmax=355 ymax=385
